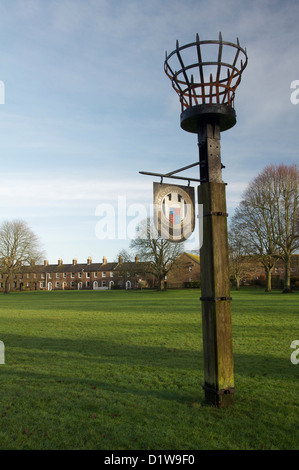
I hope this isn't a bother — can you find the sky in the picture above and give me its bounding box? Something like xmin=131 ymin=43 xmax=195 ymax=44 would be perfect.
xmin=0 ymin=0 xmax=298 ymax=264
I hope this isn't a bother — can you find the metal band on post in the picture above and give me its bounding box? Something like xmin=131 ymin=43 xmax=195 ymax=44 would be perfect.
xmin=202 ymin=211 xmax=228 ymax=217
xmin=200 ymin=296 xmax=232 ymax=301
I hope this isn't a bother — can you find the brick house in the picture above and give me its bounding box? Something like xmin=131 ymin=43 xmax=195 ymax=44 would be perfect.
xmin=114 ymin=255 xmax=155 ymax=289
xmin=235 ymin=254 xmax=299 ymax=289
xmin=0 ymin=255 xmax=154 ymax=292
xmin=166 ymin=252 xmax=299 ymax=290
xmin=166 ymin=252 xmax=201 ymax=288
xmin=1 ymin=252 xmax=298 ymax=292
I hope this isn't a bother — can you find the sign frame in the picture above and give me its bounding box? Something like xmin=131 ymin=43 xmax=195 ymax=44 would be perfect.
xmin=153 ymin=182 xmax=195 ymax=242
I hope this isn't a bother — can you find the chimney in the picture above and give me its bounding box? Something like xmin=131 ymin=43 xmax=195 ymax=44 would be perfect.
xmin=118 ymin=255 xmax=123 ymax=263
xmin=103 ymin=256 xmax=107 ymax=264
xmin=58 ymin=259 xmax=63 ymax=266
xmin=87 ymin=257 xmax=92 ymax=265
xmin=72 ymin=258 xmax=77 ymax=265
xmin=135 ymin=254 xmax=139 ymax=263
xmin=44 ymin=260 xmax=49 ymax=266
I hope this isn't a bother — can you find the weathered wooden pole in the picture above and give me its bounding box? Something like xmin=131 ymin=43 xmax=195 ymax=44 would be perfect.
xmin=197 ymin=119 xmax=235 ymax=406
xmin=164 ymin=33 xmax=248 ymax=407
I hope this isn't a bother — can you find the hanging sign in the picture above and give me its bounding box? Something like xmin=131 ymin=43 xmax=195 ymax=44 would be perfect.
xmin=153 ymin=183 xmax=195 ymax=242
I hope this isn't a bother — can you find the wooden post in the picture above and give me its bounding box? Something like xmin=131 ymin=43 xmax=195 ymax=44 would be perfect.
xmin=163 ymin=32 xmax=247 ymax=406
xmin=198 ymin=122 xmax=235 ymax=407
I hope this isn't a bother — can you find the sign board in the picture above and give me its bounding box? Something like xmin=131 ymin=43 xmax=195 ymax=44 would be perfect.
xmin=153 ymin=183 xmax=195 ymax=242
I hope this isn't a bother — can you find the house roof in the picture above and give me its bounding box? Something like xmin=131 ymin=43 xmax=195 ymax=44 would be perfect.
xmin=17 ymin=253 xmax=199 ymax=274
xmin=114 ymin=261 xmax=152 ymax=271
xmin=21 ymin=262 xmax=118 ymax=273
xmin=184 ymin=253 xmax=200 ymax=264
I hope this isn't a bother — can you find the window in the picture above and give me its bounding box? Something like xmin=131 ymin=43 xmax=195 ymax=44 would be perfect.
xmin=71 ymin=273 xmax=75 ymax=278
xmin=189 ymin=266 xmax=193 ymax=272
xmin=71 ymin=281 xmax=75 ymax=288
xmin=56 ymin=273 xmax=60 ymax=279
xmin=94 ymin=272 xmax=97 ymax=278
xmin=55 ymin=281 xmax=59 ymax=288
xmin=102 ymin=272 xmax=106 ymax=278
xmin=79 ymin=272 xmax=82 ymax=278
xmin=86 ymin=272 xmax=90 ymax=278
xmin=63 ymin=273 xmax=67 ymax=278
xmin=102 ymin=281 xmax=106 ymax=287
xmin=86 ymin=281 xmax=90 ymax=288
xmin=34 ymin=274 xmax=37 ymax=279
xmin=110 ymin=272 xmax=114 ymax=278
xmin=48 ymin=273 xmax=52 ymax=279
xmin=40 ymin=282 xmax=46 ymax=288
xmin=41 ymin=273 xmax=46 ymax=279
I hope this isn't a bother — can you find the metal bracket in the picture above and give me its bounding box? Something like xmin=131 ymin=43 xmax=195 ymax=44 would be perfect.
xmin=200 ymin=382 xmax=236 ymax=395
xmin=139 ymin=161 xmax=203 ymax=183
xmin=202 ymin=211 xmax=228 ymax=217
xmin=200 ymin=296 xmax=232 ymax=301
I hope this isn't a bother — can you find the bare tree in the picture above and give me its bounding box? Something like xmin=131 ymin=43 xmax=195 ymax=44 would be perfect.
xmin=231 ymin=196 xmax=280 ymax=292
xmin=228 ymin=224 xmax=250 ymax=290
xmin=0 ymin=220 xmax=44 ymax=293
xmin=130 ymin=218 xmax=184 ymax=291
xmin=264 ymin=164 xmax=299 ymax=292
xmin=115 ymin=249 xmax=150 ymax=288
xmin=115 ymin=249 xmax=134 ymax=264
xmin=231 ymin=164 xmax=298 ymax=292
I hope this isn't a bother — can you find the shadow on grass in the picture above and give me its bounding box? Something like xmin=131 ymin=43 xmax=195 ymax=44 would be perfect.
xmin=1 ymin=332 xmax=202 ymax=369
xmin=1 ymin=333 xmax=297 ymax=397
xmin=0 ymin=367 xmax=198 ymax=406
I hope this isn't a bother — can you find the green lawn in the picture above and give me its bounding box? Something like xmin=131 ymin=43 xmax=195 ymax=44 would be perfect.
xmin=0 ymin=288 xmax=298 ymax=450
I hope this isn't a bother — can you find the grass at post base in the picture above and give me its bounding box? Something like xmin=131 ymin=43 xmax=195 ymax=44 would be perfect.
xmin=0 ymin=288 xmax=298 ymax=450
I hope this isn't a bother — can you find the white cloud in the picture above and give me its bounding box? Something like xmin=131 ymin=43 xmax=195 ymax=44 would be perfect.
xmin=0 ymin=0 xmax=298 ymax=262
xmin=0 ymin=175 xmax=152 ymax=209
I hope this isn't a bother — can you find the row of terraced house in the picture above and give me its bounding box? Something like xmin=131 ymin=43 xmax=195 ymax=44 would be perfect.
xmin=0 ymin=252 xmax=298 ymax=292
xmin=0 ymin=256 xmax=145 ymax=292
xmin=0 ymin=253 xmax=201 ymax=292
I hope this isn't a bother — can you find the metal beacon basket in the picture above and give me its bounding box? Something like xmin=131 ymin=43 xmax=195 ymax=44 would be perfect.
xmin=164 ymin=32 xmax=248 ymax=133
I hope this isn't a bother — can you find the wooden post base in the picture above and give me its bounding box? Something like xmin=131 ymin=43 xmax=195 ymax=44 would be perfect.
xmin=198 ymin=182 xmax=235 ymax=407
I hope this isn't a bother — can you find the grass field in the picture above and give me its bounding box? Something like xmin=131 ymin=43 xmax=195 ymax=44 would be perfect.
xmin=0 ymin=287 xmax=298 ymax=450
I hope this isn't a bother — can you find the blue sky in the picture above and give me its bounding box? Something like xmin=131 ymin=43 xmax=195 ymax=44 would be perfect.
xmin=0 ymin=0 xmax=298 ymax=264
